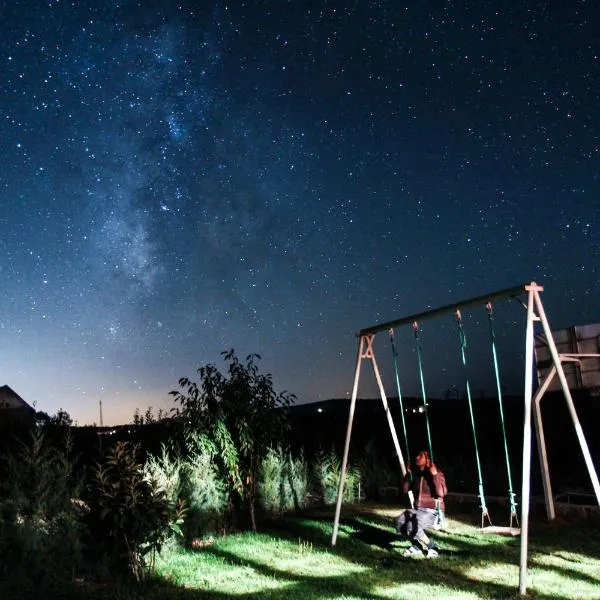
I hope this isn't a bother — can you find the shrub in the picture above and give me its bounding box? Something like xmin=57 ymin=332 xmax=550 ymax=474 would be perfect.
xmin=0 ymin=428 xmax=85 ymax=595
xmin=181 ymin=433 xmax=228 ymax=542
xmin=87 ymin=441 xmax=184 ymax=581
xmin=143 ymin=443 xmax=184 ymax=506
xmin=258 ymin=446 xmax=309 ymax=514
xmin=312 ymin=448 xmax=361 ymax=505
xmin=356 ymin=441 xmax=396 ymax=498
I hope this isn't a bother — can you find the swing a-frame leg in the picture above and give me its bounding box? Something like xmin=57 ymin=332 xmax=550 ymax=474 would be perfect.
xmin=331 ymin=334 xmax=411 ymax=545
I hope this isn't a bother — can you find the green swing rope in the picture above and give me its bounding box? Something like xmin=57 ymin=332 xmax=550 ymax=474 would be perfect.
xmin=455 ymin=310 xmax=491 ymax=527
xmin=486 ymin=302 xmax=519 ymax=527
xmin=413 ymin=321 xmax=443 ymax=524
xmin=412 ymin=321 xmax=434 ymax=462
xmin=389 ymin=328 xmax=411 ymax=463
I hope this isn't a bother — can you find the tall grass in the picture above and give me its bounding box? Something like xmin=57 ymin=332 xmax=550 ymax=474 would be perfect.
xmin=143 ymin=434 xmax=230 ymax=543
xmin=183 ymin=437 xmax=229 ymax=540
xmin=356 ymin=440 xmax=397 ymax=497
xmin=0 ymin=429 xmax=85 ymax=596
xmin=313 ymin=448 xmax=361 ymax=505
xmin=143 ymin=444 xmax=183 ymax=505
xmin=258 ymin=446 xmax=309 ymax=514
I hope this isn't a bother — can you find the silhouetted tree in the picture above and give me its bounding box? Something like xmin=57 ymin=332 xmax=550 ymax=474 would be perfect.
xmin=35 ymin=408 xmax=73 ymax=428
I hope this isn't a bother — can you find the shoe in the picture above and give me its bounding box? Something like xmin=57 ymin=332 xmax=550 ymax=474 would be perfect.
xmin=426 ymin=548 xmax=439 ymax=559
xmin=403 ymin=545 xmax=422 ymax=557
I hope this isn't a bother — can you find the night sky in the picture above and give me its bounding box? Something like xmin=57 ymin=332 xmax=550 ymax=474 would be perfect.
xmin=1 ymin=1 xmax=598 ymax=425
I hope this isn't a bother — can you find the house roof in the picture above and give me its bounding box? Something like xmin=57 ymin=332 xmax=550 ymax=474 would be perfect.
xmin=0 ymin=385 xmax=35 ymax=412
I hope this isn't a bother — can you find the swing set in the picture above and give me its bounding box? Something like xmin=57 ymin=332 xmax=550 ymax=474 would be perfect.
xmin=389 ymin=302 xmax=517 ymax=533
xmin=331 ymin=282 xmax=600 ymax=597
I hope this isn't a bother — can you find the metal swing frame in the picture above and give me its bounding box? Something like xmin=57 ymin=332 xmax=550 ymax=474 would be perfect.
xmin=330 ymin=282 xmax=600 ymax=597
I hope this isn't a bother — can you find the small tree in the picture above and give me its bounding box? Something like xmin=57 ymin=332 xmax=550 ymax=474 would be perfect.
xmin=88 ymin=442 xmax=185 ymax=581
xmin=170 ymin=350 xmax=295 ymax=531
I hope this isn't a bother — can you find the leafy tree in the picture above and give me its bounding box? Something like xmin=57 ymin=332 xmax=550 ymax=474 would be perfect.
xmin=35 ymin=408 xmax=74 ymax=429
xmin=50 ymin=408 xmax=74 ymax=428
xmin=170 ymin=350 xmax=295 ymax=531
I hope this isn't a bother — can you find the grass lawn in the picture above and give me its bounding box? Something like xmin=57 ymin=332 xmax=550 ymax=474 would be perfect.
xmin=145 ymin=501 xmax=600 ymax=599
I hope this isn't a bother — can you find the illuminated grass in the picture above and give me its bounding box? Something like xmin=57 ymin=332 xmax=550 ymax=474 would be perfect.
xmin=150 ymin=505 xmax=600 ymax=599
xmin=158 ymin=532 xmax=368 ymax=595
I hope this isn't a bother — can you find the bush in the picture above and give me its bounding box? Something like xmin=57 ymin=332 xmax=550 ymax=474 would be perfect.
xmin=0 ymin=428 xmax=85 ymax=595
xmin=181 ymin=433 xmax=228 ymax=542
xmin=356 ymin=441 xmax=397 ymax=498
xmin=258 ymin=446 xmax=309 ymax=514
xmin=312 ymin=448 xmax=361 ymax=505
xmin=143 ymin=443 xmax=184 ymax=507
xmin=87 ymin=441 xmax=184 ymax=581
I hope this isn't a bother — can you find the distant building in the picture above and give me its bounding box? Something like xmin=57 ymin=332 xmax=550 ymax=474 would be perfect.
xmin=0 ymin=385 xmax=36 ymax=425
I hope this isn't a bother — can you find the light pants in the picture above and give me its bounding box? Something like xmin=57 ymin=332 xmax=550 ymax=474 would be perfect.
xmin=394 ymin=507 xmax=437 ymax=543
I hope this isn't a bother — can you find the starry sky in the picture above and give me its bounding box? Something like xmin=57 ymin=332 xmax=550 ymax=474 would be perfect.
xmin=1 ymin=1 xmax=598 ymax=426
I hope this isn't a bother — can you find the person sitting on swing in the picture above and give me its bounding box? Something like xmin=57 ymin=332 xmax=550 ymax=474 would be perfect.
xmin=394 ymin=450 xmax=447 ymax=558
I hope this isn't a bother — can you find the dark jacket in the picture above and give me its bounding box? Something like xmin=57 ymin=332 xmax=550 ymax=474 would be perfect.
xmin=402 ymin=468 xmax=446 ymax=511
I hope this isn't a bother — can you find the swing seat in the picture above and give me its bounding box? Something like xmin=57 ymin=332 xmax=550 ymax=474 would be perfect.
xmin=480 ymin=525 xmax=521 ymax=536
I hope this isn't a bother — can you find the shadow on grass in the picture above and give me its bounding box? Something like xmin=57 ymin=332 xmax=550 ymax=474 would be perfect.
xmin=8 ymin=505 xmax=596 ymax=599
xmin=251 ymin=506 xmax=598 ymax=599
xmin=167 ymin=539 xmax=520 ymax=600
xmin=201 ymin=514 xmax=524 ymax=598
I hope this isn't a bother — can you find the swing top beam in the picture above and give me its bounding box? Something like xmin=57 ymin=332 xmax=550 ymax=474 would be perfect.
xmin=359 ymin=282 xmax=533 ymax=336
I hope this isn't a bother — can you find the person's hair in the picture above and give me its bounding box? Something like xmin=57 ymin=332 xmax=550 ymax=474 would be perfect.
xmin=417 ymin=450 xmax=430 ymax=462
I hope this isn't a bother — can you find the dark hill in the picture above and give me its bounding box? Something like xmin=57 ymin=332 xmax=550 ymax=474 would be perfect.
xmin=287 ymin=390 xmax=600 ymax=497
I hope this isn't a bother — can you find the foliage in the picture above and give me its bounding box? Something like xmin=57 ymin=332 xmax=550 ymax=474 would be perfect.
xmin=143 ymin=436 xmax=228 ymax=544
xmin=356 ymin=440 xmax=397 ymax=498
xmin=170 ymin=349 xmax=296 ymax=531
xmin=181 ymin=433 xmax=228 ymax=541
xmin=312 ymin=448 xmax=361 ymax=505
xmin=88 ymin=441 xmax=185 ymax=581
xmin=0 ymin=428 xmax=85 ymax=594
xmin=258 ymin=446 xmax=309 ymax=514
xmin=35 ymin=407 xmax=74 ymax=428
xmin=143 ymin=443 xmax=183 ymax=504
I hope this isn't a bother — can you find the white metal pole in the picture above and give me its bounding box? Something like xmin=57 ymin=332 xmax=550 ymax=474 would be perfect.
xmin=519 ymin=283 xmax=537 ymax=596
xmin=332 ymin=334 xmax=367 ymax=545
xmin=533 ymin=293 xmax=600 ymax=506
xmin=532 ymin=365 xmax=557 ymax=521
xmin=370 ymin=346 xmax=414 ymax=507
xmin=371 ymin=349 xmax=408 ymax=475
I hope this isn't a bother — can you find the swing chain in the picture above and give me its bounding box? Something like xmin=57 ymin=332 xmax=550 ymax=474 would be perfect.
xmin=455 ymin=309 xmax=468 ymax=349
xmin=389 ymin=328 xmax=398 ymax=356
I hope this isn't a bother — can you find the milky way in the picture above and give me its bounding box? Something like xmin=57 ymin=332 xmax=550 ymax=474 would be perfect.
xmin=1 ymin=2 xmax=598 ymax=424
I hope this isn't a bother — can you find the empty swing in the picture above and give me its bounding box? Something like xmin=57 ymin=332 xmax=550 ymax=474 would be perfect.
xmin=455 ymin=305 xmax=520 ymax=535
xmin=485 ymin=301 xmax=520 ymax=535
xmin=455 ymin=308 xmax=492 ymax=528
